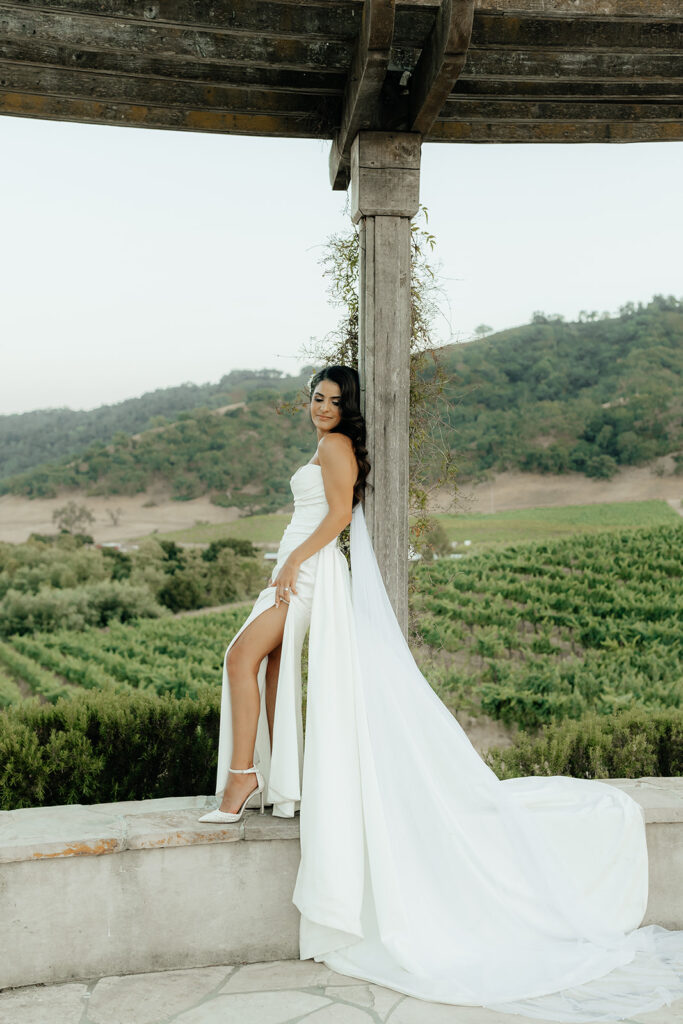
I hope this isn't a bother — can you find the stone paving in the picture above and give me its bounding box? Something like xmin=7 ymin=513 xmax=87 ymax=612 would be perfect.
xmin=1 ymin=959 xmax=683 ymax=1024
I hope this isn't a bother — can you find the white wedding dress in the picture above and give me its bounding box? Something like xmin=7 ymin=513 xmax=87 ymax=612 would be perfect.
xmin=214 ymin=462 xmax=683 ymax=1022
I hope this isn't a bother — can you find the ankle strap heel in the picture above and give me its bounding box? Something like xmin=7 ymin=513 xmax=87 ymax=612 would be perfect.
xmin=198 ymin=765 xmax=265 ymax=823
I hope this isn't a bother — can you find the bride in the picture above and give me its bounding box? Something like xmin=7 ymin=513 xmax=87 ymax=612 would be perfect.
xmin=199 ymin=365 xmax=683 ymax=1022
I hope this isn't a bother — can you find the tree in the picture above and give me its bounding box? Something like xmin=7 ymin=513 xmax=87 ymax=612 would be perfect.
xmin=413 ymin=518 xmax=452 ymax=559
xmin=52 ymin=500 xmax=95 ymax=535
xmin=473 ymin=324 xmax=493 ymax=340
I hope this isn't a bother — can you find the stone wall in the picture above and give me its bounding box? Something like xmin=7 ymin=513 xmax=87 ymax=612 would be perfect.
xmin=1 ymin=779 xmax=682 ymax=990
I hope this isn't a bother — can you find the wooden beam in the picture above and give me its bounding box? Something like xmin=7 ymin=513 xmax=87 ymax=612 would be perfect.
xmin=427 ymin=119 xmax=683 ymax=140
xmin=7 ymin=0 xmax=683 ymax=13
xmin=0 ymin=90 xmax=333 ymax=135
xmin=463 ymin=48 xmax=683 ymax=79
xmin=0 ymin=61 xmax=340 ymax=119
xmin=453 ymin=77 xmax=683 ymax=97
xmin=390 ymin=7 xmax=444 ymax=50
xmin=440 ymin=97 xmax=683 ymax=118
xmin=408 ymin=0 xmax=474 ymax=134
xmin=7 ymin=0 xmax=362 ymax=42
xmin=329 ymin=0 xmax=396 ymax=191
xmin=0 ymin=37 xmax=345 ymax=93
xmin=473 ymin=0 xmax=683 ymax=16
xmin=0 ymin=7 xmax=353 ymax=71
xmin=472 ymin=14 xmax=683 ymax=50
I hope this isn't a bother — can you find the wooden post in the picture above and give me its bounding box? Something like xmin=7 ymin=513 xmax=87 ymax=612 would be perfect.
xmin=350 ymin=131 xmax=421 ymax=638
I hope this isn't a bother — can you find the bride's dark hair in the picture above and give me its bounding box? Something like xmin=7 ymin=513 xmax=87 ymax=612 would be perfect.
xmin=308 ymin=365 xmax=371 ymax=508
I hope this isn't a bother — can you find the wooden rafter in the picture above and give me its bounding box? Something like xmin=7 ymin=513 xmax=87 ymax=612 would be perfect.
xmin=471 ymin=15 xmax=683 ymax=49
xmin=409 ymin=0 xmax=474 ymax=135
xmin=0 ymin=0 xmax=680 ymax=146
xmin=0 ymin=7 xmax=354 ymax=70
xmin=329 ymin=0 xmax=396 ymax=190
xmin=473 ymin=0 xmax=683 ymax=16
xmin=440 ymin=98 xmax=683 ymax=119
xmin=0 ymin=91 xmax=331 ymax=135
xmin=428 ymin=120 xmax=683 ymax=139
xmin=4 ymin=0 xmax=362 ymax=41
xmin=0 ymin=37 xmax=346 ymax=93
xmin=453 ymin=79 xmax=683 ymax=97
xmin=0 ymin=62 xmax=338 ymax=117
xmin=460 ymin=48 xmax=683 ymax=79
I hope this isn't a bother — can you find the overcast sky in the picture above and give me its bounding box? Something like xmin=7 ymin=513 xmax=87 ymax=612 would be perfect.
xmin=1 ymin=115 xmax=681 ymax=416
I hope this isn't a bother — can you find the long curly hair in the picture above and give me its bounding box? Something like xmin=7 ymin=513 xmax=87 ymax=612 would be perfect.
xmin=308 ymin=365 xmax=371 ymax=508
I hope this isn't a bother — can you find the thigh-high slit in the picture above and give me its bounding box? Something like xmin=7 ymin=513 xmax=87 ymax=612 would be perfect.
xmin=215 ymin=546 xmax=320 ymax=818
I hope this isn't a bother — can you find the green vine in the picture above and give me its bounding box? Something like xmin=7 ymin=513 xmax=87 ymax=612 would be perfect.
xmin=287 ymin=206 xmax=458 ymax=535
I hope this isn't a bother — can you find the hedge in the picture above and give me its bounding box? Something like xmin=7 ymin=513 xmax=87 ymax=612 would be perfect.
xmin=2 ymin=695 xmax=681 ymax=812
xmin=484 ymin=706 xmax=683 ymax=780
xmin=0 ymin=688 xmax=220 ymax=810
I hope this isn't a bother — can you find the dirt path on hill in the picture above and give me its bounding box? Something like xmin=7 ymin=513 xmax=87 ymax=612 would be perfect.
xmin=431 ymin=464 xmax=682 ymax=515
xmin=1 ymin=464 xmax=680 ymax=544
xmin=0 ymin=492 xmax=242 ymax=544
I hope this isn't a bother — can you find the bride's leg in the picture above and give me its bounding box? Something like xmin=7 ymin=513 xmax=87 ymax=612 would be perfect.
xmin=265 ymin=642 xmax=282 ymax=750
xmin=220 ymin=602 xmax=288 ymax=814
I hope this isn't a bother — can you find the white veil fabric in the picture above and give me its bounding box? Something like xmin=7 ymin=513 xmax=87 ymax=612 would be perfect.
xmin=292 ymin=498 xmax=683 ymax=1022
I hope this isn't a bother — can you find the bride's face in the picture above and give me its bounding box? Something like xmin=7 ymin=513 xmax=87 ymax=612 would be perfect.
xmin=310 ymin=380 xmax=342 ymax=433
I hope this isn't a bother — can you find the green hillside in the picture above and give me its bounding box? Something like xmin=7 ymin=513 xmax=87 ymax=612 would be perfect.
xmin=435 ymin=294 xmax=682 ymax=480
xmin=2 ymin=390 xmax=316 ymax=513
xmin=2 ymin=295 xmax=680 ymax=512
xmin=0 ymin=367 xmax=312 ymax=480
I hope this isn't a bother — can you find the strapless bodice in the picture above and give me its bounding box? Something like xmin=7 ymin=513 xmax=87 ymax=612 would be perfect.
xmin=275 ymin=463 xmax=336 ymax=563
xmin=290 ymin=463 xmax=326 ymax=507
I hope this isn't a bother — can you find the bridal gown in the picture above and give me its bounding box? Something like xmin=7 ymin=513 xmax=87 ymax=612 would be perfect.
xmin=214 ymin=462 xmax=683 ymax=1022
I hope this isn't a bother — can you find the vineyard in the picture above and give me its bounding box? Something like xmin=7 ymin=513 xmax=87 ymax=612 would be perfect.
xmin=0 ymin=523 xmax=681 ymax=738
xmin=412 ymin=522 xmax=682 ymax=730
xmin=0 ymin=611 xmax=246 ymax=709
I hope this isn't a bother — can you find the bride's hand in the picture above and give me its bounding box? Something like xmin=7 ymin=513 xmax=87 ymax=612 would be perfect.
xmin=269 ymin=558 xmax=300 ymax=608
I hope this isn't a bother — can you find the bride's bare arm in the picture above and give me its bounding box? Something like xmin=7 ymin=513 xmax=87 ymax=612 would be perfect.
xmin=269 ymin=433 xmax=356 ymax=606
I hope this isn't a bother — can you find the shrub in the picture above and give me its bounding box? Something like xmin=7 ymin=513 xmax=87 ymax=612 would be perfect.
xmin=485 ymin=707 xmax=683 ymax=780
xmin=0 ymin=688 xmax=221 ymax=810
xmin=203 ymin=537 xmax=257 ymax=561
xmin=158 ymin=572 xmax=204 ymax=612
xmin=0 ymin=581 xmax=167 ymax=637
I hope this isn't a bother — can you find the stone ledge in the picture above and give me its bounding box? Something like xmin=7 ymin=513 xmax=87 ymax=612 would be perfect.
xmin=602 ymin=777 xmax=683 ymax=823
xmin=1 ymin=778 xmax=682 ymax=865
xmin=0 ymin=794 xmax=300 ymax=865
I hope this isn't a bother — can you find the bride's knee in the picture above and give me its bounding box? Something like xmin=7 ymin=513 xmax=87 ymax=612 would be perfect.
xmin=226 ymin=609 xmax=286 ymax=677
xmin=229 ymin=630 xmax=280 ymax=679
xmin=226 ymin=641 xmax=252 ymax=676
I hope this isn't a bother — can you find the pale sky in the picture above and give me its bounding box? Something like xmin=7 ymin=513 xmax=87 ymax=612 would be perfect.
xmin=1 ymin=114 xmax=681 ymax=416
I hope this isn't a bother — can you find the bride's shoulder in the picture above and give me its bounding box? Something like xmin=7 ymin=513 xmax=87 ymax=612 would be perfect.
xmin=318 ymin=432 xmax=354 ymax=460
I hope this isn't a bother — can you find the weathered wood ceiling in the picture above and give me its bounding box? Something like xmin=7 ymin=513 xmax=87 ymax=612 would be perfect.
xmin=1 ymin=0 xmax=681 ymax=188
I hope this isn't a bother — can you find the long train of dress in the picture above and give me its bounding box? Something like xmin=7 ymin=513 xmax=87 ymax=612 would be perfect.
xmin=214 ymin=463 xmax=683 ymax=1021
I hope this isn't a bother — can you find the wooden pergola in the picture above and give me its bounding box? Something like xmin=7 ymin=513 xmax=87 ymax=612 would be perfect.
xmin=2 ymin=0 xmax=681 ymax=633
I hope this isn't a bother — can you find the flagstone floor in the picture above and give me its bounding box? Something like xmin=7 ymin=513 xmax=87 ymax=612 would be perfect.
xmin=1 ymin=959 xmax=682 ymax=1024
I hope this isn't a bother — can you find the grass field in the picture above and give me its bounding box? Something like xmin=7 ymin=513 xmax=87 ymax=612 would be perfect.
xmin=140 ymin=512 xmax=291 ymax=546
xmin=150 ymin=499 xmax=680 ymax=550
xmin=439 ymin=499 xmax=680 ymax=549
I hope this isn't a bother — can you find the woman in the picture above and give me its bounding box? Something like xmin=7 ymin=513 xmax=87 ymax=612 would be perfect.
xmin=199 ymin=364 xmax=368 ymax=823
xmin=200 ymin=365 xmax=683 ymax=1022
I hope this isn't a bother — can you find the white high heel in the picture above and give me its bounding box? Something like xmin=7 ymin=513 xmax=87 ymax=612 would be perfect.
xmin=198 ymin=766 xmax=265 ymax=823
